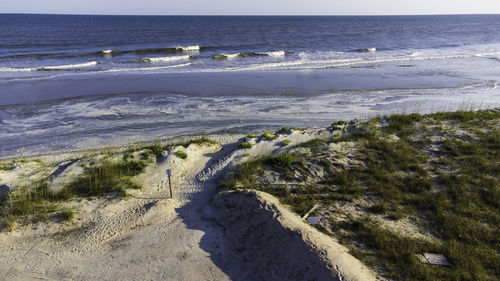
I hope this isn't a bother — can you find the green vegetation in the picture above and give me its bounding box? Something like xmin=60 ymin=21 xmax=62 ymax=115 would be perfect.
xmin=238 ymin=141 xmax=253 ymax=149
xmin=1 ymin=157 xmax=147 ymax=231
xmin=146 ymin=139 xmax=164 ymax=160
xmin=144 ymin=136 xmax=218 ymax=161
xmin=67 ymin=159 xmax=144 ymax=196
xmin=296 ymin=138 xmax=326 ymax=148
xmin=1 ymin=181 xmax=75 ymax=230
xmin=269 ymin=153 xmax=300 ymax=169
xmin=276 ymin=127 xmax=291 ymax=134
xmin=58 ymin=208 xmax=75 ymax=222
xmin=246 ymin=134 xmax=257 ymax=139
xmin=276 ymin=127 xmax=304 ymax=134
xmin=175 ymin=151 xmax=188 ymax=159
xmin=0 ymin=162 xmax=15 ymax=171
xmin=261 ymin=130 xmax=277 ymax=140
xmin=0 ymin=136 xmax=218 ymax=231
xmin=219 ymin=109 xmax=500 ymax=281
xmin=281 ymin=139 xmax=291 ymax=146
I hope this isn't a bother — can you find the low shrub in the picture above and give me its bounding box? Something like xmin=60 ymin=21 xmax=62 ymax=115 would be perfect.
xmin=239 ymin=141 xmax=253 ymax=149
xmin=175 ymin=151 xmax=188 ymax=159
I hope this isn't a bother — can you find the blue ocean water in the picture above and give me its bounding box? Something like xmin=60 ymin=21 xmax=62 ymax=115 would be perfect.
xmin=1 ymin=14 xmax=500 ymax=156
xmin=2 ymin=14 xmax=500 ymax=78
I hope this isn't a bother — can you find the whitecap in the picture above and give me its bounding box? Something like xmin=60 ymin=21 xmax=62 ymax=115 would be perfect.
xmin=37 ymin=61 xmax=98 ymax=70
xmin=176 ymin=45 xmax=200 ymax=52
xmin=263 ymin=51 xmax=286 ymax=57
xmin=102 ymin=62 xmax=191 ymax=72
xmin=138 ymin=55 xmax=190 ymax=63
xmin=212 ymin=53 xmax=240 ymax=60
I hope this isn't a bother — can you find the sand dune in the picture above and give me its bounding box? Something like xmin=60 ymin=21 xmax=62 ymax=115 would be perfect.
xmin=0 ymin=132 xmax=376 ymax=281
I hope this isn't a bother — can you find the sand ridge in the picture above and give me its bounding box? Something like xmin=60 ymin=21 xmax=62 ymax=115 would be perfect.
xmin=0 ymin=133 xmax=377 ymax=281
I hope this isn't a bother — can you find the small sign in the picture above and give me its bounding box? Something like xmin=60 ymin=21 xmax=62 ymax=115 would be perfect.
xmin=167 ymin=169 xmax=172 ymax=177
xmin=307 ymin=216 xmax=322 ymax=225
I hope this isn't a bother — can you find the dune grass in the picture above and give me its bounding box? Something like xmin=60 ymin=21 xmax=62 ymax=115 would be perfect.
xmin=1 ymin=157 xmax=148 ymax=231
xmin=0 ymin=162 xmax=15 ymax=171
xmin=1 ymin=181 xmax=75 ymax=230
xmin=219 ymin=109 xmax=500 ymax=281
xmin=238 ymin=141 xmax=253 ymax=149
xmin=175 ymin=151 xmax=188 ymax=159
xmin=0 ymin=136 xmax=218 ymax=231
xmin=281 ymin=139 xmax=291 ymax=146
xmin=262 ymin=130 xmax=277 ymax=140
xmin=66 ymin=159 xmax=145 ymax=197
xmin=145 ymin=136 xmax=218 ymax=161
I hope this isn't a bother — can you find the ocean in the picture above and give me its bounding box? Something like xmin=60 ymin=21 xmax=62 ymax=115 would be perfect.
xmin=1 ymin=14 xmax=500 ymax=157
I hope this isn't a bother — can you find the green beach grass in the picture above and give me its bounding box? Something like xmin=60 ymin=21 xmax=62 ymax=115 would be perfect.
xmin=0 ymin=136 xmax=219 ymax=231
xmin=219 ymin=109 xmax=500 ymax=281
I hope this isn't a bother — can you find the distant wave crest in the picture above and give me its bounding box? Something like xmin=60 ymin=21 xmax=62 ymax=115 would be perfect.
xmin=138 ymin=55 xmax=190 ymax=63
xmin=211 ymin=51 xmax=286 ymax=60
xmin=176 ymin=45 xmax=200 ymax=52
xmin=37 ymin=61 xmax=98 ymax=71
xmin=102 ymin=62 xmax=191 ymax=73
xmin=212 ymin=53 xmax=242 ymax=60
xmin=354 ymin=48 xmax=377 ymax=53
xmin=0 ymin=61 xmax=98 ymax=72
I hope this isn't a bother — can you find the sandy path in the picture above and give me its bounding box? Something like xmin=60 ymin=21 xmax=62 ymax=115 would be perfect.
xmin=0 ymin=134 xmax=377 ymax=281
xmin=0 ymin=138 xmax=239 ymax=281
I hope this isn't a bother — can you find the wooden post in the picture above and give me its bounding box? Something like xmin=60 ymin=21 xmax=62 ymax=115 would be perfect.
xmin=167 ymin=169 xmax=173 ymax=198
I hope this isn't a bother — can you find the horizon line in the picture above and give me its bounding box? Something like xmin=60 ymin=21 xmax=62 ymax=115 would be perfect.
xmin=1 ymin=12 xmax=500 ymax=17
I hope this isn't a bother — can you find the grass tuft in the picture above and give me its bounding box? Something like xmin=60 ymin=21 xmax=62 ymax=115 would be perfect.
xmin=59 ymin=208 xmax=75 ymax=222
xmin=269 ymin=153 xmax=299 ymax=169
xmin=66 ymin=159 xmax=145 ymax=197
xmin=175 ymin=151 xmax=188 ymax=159
xmin=262 ymin=131 xmax=277 ymax=140
xmin=0 ymin=162 xmax=15 ymax=171
xmin=238 ymin=141 xmax=253 ymax=149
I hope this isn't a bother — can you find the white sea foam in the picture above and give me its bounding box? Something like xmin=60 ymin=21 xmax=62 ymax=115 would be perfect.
xmin=472 ymin=51 xmax=500 ymax=57
xmin=231 ymin=53 xmax=478 ymax=72
xmin=103 ymin=62 xmax=191 ymax=72
xmin=211 ymin=53 xmax=241 ymax=60
xmin=298 ymin=51 xmax=344 ymax=60
xmin=263 ymin=51 xmax=286 ymax=57
xmin=222 ymin=53 xmax=240 ymax=59
xmin=0 ymin=61 xmax=98 ymax=72
xmin=37 ymin=61 xmax=98 ymax=70
xmin=138 ymin=55 xmax=190 ymax=63
xmin=101 ymin=50 xmax=113 ymax=54
xmin=176 ymin=45 xmax=200 ymax=52
xmin=355 ymin=48 xmax=376 ymax=52
xmin=0 ymin=67 xmax=34 ymax=72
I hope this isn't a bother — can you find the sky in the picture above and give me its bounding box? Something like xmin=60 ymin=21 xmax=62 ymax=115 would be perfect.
xmin=2 ymin=0 xmax=500 ymax=15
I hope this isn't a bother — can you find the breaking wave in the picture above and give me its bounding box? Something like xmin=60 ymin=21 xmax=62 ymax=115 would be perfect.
xmin=263 ymin=51 xmax=286 ymax=57
xmin=354 ymin=48 xmax=377 ymax=53
xmin=0 ymin=61 xmax=98 ymax=72
xmin=176 ymin=45 xmax=200 ymax=52
xmin=37 ymin=61 xmax=99 ymax=71
xmin=212 ymin=53 xmax=242 ymax=60
xmin=101 ymin=62 xmax=191 ymax=72
xmin=138 ymin=55 xmax=190 ymax=63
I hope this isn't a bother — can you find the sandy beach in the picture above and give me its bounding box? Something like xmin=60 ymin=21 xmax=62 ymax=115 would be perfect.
xmin=0 ymin=131 xmax=377 ymax=281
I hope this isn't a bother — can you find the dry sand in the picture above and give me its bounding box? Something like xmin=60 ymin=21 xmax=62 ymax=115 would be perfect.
xmin=0 ymin=131 xmax=377 ymax=281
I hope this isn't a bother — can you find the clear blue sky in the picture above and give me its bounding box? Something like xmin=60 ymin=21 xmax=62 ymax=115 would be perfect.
xmin=2 ymin=0 xmax=500 ymax=15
